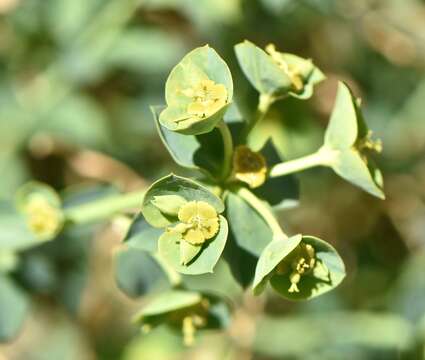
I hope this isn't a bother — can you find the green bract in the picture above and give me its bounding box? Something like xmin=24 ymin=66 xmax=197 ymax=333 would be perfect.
xmin=15 ymin=182 xmax=64 ymax=241
xmin=141 ymin=174 xmax=228 ymax=274
xmin=133 ymin=290 xmax=231 ymax=345
xmin=322 ymin=82 xmax=385 ymax=199
xmin=2 ymin=182 xmax=65 ymax=247
xmin=142 ymin=174 xmax=224 ymax=229
xmin=152 ymin=106 xmax=224 ymax=178
xmin=235 ymin=40 xmax=325 ymax=99
xmin=253 ymin=235 xmax=346 ymax=300
xmin=159 ymin=45 xmax=233 ymax=135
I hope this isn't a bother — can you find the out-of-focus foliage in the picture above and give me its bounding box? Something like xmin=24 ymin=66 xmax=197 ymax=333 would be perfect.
xmin=1 ymin=0 xmax=425 ymax=359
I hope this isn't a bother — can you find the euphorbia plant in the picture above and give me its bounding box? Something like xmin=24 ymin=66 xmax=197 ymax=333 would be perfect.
xmin=4 ymin=41 xmax=384 ymax=345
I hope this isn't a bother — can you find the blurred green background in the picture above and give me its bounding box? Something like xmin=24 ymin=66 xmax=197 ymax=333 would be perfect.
xmin=1 ymin=0 xmax=425 ymax=359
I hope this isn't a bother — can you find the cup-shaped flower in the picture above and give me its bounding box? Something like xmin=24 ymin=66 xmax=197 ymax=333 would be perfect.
xmin=141 ymin=174 xmax=228 ymax=275
xmin=174 ymin=201 xmax=219 ymax=245
xmin=322 ymin=82 xmax=385 ymax=199
xmin=159 ymin=45 xmax=233 ymax=135
xmin=235 ymin=40 xmax=325 ymax=100
xmin=232 ymin=145 xmax=267 ymax=189
xmin=253 ymin=235 xmax=345 ymax=300
xmin=133 ymin=290 xmax=231 ymax=346
xmin=231 ymin=141 xmax=299 ymax=210
xmin=15 ymin=182 xmax=64 ymax=241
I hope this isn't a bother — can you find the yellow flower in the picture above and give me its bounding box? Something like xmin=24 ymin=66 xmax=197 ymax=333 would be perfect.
xmin=233 ymin=145 xmax=267 ymax=188
xmin=176 ymin=201 xmax=220 ymax=245
xmin=24 ymin=194 xmax=62 ymax=239
xmin=265 ymin=44 xmax=311 ymax=92
xmin=182 ymin=79 xmax=227 ymax=120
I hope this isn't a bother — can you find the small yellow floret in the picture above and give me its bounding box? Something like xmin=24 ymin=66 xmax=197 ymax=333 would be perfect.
xmin=24 ymin=195 xmax=62 ymax=239
xmin=177 ymin=201 xmax=219 ymax=245
xmin=182 ymin=79 xmax=227 ymax=120
xmin=233 ymin=145 xmax=267 ymax=188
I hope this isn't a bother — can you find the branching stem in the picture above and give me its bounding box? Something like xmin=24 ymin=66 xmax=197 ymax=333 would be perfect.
xmin=64 ymin=189 xmax=147 ymax=225
xmin=269 ymin=146 xmax=337 ymax=178
xmin=218 ymin=120 xmax=234 ymax=180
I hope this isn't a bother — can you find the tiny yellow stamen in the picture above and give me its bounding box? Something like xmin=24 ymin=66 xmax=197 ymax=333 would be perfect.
xmin=182 ymin=79 xmax=227 ymax=120
xmin=276 ymin=242 xmax=317 ymax=294
xmin=176 ymin=201 xmax=219 ymax=245
xmin=265 ymin=44 xmax=306 ymax=92
xmin=182 ymin=316 xmax=196 ymax=346
xmin=357 ymin=130 xmax=383 ymax=154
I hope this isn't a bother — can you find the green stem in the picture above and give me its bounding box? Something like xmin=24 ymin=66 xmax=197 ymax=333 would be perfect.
xmin=269 ymin=147 xmax=336 ymax=178
xmin=217 ymin=120 xmax=234 ymax=180
xmin=243 ymin=93 xmax=275 ymax=144
xmin=236 ymin=187 xmax=288 ymax=240
xmin=64 ymin=189 xmax=147 ymax=225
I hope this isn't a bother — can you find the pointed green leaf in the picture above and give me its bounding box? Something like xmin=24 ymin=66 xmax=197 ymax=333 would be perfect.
xmin=142 ymin=174 xmax=224 ymax=228
xmin=158 ymin=216 xmax=228 ymax=275
xmin=235 ymin=40 xmax=292 ymax=96
xmin=235 ymin=40 xmax=324 ymax=99
xmin=324 ymin=81 xmax=359 ymax=150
